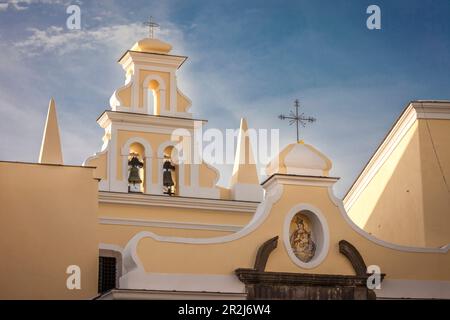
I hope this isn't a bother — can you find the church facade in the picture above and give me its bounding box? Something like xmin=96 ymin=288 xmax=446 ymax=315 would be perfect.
xmin=0 ymin=35 xmax=449 ymax=300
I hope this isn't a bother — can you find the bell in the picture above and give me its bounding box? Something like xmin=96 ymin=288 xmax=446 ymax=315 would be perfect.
xmin=128 ymin=166 xmax=142 ymax=184
xmin=163 ymin=160 xmax=175 ymax=187
xmin=128 ymin=156 xmax=143 ymax=185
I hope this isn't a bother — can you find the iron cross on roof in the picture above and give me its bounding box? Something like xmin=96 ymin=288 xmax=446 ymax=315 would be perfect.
xmin=143 ymin=16 xmax=160 ymax=39
xmin=278 ymin=99 xmax=316 ymax=142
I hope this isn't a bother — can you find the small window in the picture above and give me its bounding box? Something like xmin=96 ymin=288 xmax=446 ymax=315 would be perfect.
xmin=98 ymin=256 xmax=117 ymax=294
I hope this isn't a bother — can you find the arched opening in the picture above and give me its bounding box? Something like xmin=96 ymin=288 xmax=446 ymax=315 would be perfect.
xmin=162 ymin=145 xmax=178 ymax=196
xmin=147 ymin=79 xmax=160 ymax=115
xmin=128 ymin=142 xmax=145 ymax=193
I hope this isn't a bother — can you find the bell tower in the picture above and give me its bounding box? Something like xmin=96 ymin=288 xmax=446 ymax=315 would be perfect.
xmin=85 ymin=29 xmax=221 ymax=198
xmin=110 ymin=37 xmax=192 ymax=117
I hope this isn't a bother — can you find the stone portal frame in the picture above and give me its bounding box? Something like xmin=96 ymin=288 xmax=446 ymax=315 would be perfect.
xmin=235 ymin=237 xmax=384 ymax=300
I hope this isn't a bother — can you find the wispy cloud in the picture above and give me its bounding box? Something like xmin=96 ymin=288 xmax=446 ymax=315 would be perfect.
xmin=0 ymin=0 xmax=69 ymax=11
xmin=13 ymin=21 xmax=186 ymax=57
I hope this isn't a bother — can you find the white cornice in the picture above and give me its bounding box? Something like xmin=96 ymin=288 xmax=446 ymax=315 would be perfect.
xmin=99 ymin=216 xmax=243 ymax=232
xmin=119 ymin=51 xmax=187 ymax=70
xmin=261 ymin=174 xmax=339 ymax=190
xmin=97 ymin=111 xmax=206 ymax=130
xmin=344 ymin=100 xmax=450 ymax=211
xmin=97 ymin=289 xmax=246 ymax=300
xmin=98 ymin=191 xmax=259 ymax=213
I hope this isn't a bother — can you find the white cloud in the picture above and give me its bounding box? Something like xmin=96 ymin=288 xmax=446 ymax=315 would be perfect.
xmin=13 ymin=21 xmax=186 ymax=57
xmin=0 ymin=0 xmax=68 ymax=11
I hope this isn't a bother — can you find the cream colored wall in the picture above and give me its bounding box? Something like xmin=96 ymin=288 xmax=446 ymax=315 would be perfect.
xmin=347 ymin=119 xmax=450 ymax=247
xmin=133 ymin=182 xmax=450 ymax=281
xmin=0 ymin=162 xmax=98 ymax=299
xmin=86 ymin=151 xmax=108 ymax=180
xmin=418 ymin=119 xmax=450 ymax=246
xmin=347 ymin=122 xmax=426 ymax=246
xmin=99 ymin=225 xmax=233 ymax=248
xmin=99 ymin=202 xmax=252 ymax=228
xmin=97 ymin=202 xmax=253 ymax=248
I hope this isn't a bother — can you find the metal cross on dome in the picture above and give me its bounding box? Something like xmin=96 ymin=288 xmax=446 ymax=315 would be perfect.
xmin=143 ymin=16 xmax=160 ymax=39
xmin=278 ymin=99 xmax=316 ymax=142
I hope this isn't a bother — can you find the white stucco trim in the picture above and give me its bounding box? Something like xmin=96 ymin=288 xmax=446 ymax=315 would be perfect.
xmin=98 ymin=111 xmax=203 ymax=130
xmin=121 ymin=183 xmax=283 ymax=274
xmin=98 ymin=191 xmax=259 ymax=213
xmin=132 ymin=68 xmax=139 ymax=109
xmin=121 ymin=54 xmax=185 ymax=71
xmin=99 ymin=217 xmax=243 ymax=232
xmin=283 ymin=204 xmax=330 ymax=269
xmin=262 ymin=174 xmax=339 ymax=189
xmin=119 ymin=272 xmax=245 ymax=294
xmin=98 ymin=289 xmax=246 ymax=300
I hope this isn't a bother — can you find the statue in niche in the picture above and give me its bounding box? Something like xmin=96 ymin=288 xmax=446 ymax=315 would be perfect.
xmin=290 ymin=216 xmax=316 ymax=262
xmin=128 ymin=154 xmax=144 ymax=192
xmin=163 ymin=157 xmax=176 ymax=196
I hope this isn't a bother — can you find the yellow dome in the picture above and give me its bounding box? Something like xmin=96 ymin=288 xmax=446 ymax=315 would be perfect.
xmin=266 ymin=141 xmax=332 ymax=177
xmin=131 ymin=38 xmax=172 ymax=54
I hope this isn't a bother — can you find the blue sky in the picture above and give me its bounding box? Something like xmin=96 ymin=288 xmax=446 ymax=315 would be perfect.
xmin=0 ymin=0 xmax=449 ymax=197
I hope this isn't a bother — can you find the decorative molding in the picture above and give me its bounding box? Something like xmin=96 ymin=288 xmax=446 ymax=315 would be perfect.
xmin=327 ymin=183 xmax=450 ymax=253
xmin=99 ymin=217 xmax=243 ymax=232
xmin=339 ymin=240 xmax=368 ymax=276
xmin=254 ymin=236 xmax=278 ymax=272
xmin=98 ymin=191 xmax=259 ymax=213
xmin=97 ymin=111 xmax=206 ymax=130
xmin=235 ymin=269 xmax=370 ymax=287
xmin=119 ymin=51 xmax=187 ymax=70
xmin=120 ymin=184 xmax=283 ymax=274
xmin=262 ymin=174 xmax=339 ymax=190
xmin=96 ymin=289 xmax=246 ymax=300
